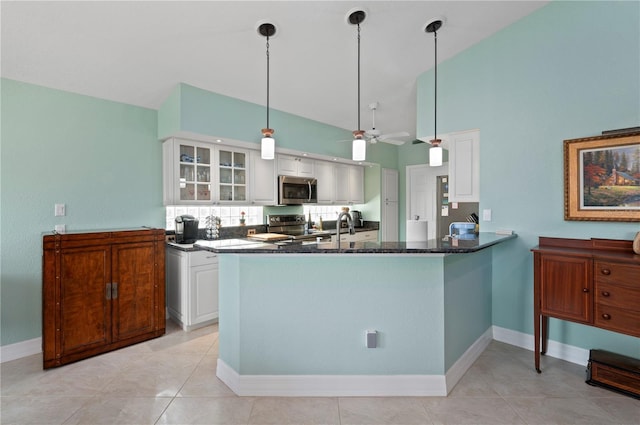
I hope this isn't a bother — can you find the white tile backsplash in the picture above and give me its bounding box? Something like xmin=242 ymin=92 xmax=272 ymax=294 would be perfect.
xmin=165 ymin=205 xmax=264 ymax=230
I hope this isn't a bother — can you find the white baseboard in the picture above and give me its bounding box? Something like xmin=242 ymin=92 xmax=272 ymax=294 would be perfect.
xmin=1 ymin=326 xmax=589 ymax=374
xmin=216 ymin=328 xmax=494 ymax=397
xmin=216 ymin=359 xmax=447 ymax=397
xmin=0 ymin=337 xmax=42 ymax=363
xmin=445 ymin=327 xmax=493 ymax=392
xmin=492 ymin=325 xmax=589 ymax=366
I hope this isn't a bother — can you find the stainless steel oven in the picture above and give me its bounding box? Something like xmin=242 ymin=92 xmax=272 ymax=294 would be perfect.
xmin=266 ymin=214 xmax=330 ymax=243
xmin=278 ymin=175 xmax=317 ymax=205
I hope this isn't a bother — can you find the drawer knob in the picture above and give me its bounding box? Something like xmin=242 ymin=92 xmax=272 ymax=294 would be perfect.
xmin=582 ymin=288 xmax=589 ymax=293
xmin=601 ymin=291 xmax=610 ymax=297
xmin=601 ymin=313 xmax=611 ymax=320
xmin=601 ymin=269 xmax=611 ymax=275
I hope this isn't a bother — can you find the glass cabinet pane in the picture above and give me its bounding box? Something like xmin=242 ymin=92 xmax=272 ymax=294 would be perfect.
xmin=197 ymin=184 xmax=211 ymax=200
xmin=234 ymin=169 xmax=245 ymax=184
xmin=180 ymin=145 xmax=195 ymax=163
xmin=181 ymin=164 xmax=195 ymax=181
xmin=180 ymin=183 xmax=196 ymax=201
xmin=235 ymin=186 xmax=246 ymax=201
xmin=233 ymin=152 xmax=246 ymax=168
xmin=196 ymin=166 xmax=210 ymax=183
xmin=220 ymin=168 xmax=232 ymax=184
xmin=196 ymin=147 xmax=210 ymax=164
xmin=219 ymin=151 xmax=232 ymax=167
xmin=216 ymin=149 xmax=247 ymax=203
xmin=176 ymin=142 xmax=213 ymax=203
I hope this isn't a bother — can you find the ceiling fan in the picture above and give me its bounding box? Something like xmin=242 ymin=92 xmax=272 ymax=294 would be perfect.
xmin=364 ymin=102 xmax=410 ymax=145
xmin=339 ymin=102 xmax=410 ymax=146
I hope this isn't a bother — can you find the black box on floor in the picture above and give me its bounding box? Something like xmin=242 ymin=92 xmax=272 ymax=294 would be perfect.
xmin=586 ymin=349 xmax=640 ymax=399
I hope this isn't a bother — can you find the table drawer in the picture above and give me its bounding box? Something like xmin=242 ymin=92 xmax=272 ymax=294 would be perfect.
xmin=594 ymin=261 xmax=640 ymax=287
xmin=595 ymin=282 xmax=640 ymax=310
xmin=594 ymin=304 xmax=640 ymax=337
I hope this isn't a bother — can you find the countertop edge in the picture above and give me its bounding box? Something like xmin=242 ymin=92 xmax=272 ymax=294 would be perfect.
xmin=167 ymin=233 xmax=517 ymax=254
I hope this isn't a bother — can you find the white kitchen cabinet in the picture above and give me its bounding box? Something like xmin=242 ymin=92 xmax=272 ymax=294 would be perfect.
xmin=250 ymin=150 xmax=276 ymax=205
xmin=314 ymin=160 xmax=336 ymax=204
xmin=163 ymin=138 xmax=214 ymax=205
xmin=349 ymin=165 xmax=365 ymax=204
xmin=334 ymin=164 xmax=364 ymax=205
xmin=331 ymin=229 xmax=379 ymax=243
xmin=215 ymin=148 xmax=248 ymax=203
xmin=277 ymin=154 xmax=314 ymax=177
xmin=448 ymin=130 xmax=479 ymax=203
xmin=166 ymin=248 xmax=219 ymax=331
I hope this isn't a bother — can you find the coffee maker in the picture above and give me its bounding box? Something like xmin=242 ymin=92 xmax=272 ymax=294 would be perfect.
xmin=351 ymin=210 xmax=363 ymax=228
xmin=175 ymin=215 xmax=199 ymax=244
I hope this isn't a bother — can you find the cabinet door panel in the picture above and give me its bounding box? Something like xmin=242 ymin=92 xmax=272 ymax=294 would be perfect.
xmin=60 ymin=247 xmax=111 ymax=356
xmin=540 ymin=254 xmax=592 ymax=323
xmin=191 ymin=263 xmax=219 ymax=324
xmin=112 ymin=242 xmax=156 ymax=341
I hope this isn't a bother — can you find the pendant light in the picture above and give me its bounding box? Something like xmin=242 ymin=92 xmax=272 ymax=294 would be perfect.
xmin=425 ymin=19 xmax=443 ymax=167
xmin=258 ymin=22 xmax=276 ymax=160
xmin=349 ymin=10 xmax=366 ymax=162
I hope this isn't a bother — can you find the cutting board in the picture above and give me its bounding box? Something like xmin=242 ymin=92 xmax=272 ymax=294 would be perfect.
xmin=248 ymin=233 xmax=291 ymax=241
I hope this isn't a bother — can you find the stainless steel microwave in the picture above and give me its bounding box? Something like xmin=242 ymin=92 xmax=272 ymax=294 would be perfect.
xmin=278 ymin=175 xmax=317 ymax=205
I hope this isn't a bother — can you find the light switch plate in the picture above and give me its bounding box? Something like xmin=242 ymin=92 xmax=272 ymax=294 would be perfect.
xmin=482 ymin=209 xmax=492 ymax=222
xmin=54 ymin=224 xmax=66 ymax=233
xmin=55 ymin=204 xmax=66 ymax=217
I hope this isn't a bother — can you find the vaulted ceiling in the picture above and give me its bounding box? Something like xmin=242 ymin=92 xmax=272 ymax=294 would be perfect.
xmin=1 ymin=1 xmax=548 ymax=141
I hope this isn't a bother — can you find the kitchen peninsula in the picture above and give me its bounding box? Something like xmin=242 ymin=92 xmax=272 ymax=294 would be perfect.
xmin=198 ymin=233 xmax=516 ymax=397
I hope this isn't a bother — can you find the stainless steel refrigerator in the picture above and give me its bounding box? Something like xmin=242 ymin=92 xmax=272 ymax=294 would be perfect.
xmin=436 ymin=175 xmax=479 ymax=237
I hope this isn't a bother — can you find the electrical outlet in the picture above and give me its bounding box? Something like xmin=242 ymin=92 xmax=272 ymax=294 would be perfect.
xmin=54 ymin=224 xmax=66 ymax=233
xmin=482 ymin=209 xmax=492 ymax=222
xmin=247 ymin=229 xmax=256 ymax=236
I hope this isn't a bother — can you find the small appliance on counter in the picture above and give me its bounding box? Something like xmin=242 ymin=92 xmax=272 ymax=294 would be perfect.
xmin=449 ymin=222 xmax=476 ymax=239
xmin=351 ymin=210 xmax=363 ymax=228
xmin=175 ymin=215 xmax=199 ymax=244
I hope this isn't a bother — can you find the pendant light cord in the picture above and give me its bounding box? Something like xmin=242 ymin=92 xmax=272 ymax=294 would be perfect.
xmin=266 ymin=35 xmax=270 ymax=129
xmin=357 ymin=22 xmax=361 ymax=131
xmin=433 ymin=28 xmax=437 ymax=140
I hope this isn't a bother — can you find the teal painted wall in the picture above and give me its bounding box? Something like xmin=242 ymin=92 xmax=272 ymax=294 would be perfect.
xmin=410 ymin=1 xmax=640 ymax=356
xmin=0 ymin=79 xmax=162 ymax=346
xmin=219 ymin=254 xmax=447 ymax=375
xmin=176 ymin=83 xmax=356 ymax=160
xmin=443 ymin=249 xmax=493 ymax=370
xmin=157 ymin=84 xmax=181 ymax=139
xmin=218 ymin=250 xmax=494 ymax=376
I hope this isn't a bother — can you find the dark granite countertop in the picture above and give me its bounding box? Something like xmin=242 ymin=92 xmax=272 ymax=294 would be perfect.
xmin=183 ymin=232 xmax=516 ymax=254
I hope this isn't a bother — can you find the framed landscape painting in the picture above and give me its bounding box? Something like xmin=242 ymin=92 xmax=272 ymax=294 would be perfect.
xmin=564 ymin=131 xmax=640 ymax=221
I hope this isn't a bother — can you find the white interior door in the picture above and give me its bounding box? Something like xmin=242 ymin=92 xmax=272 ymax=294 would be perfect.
xmin=406 ymin=163 xmax=448 ymax=240
xmin=381 ymin=168 xmax=399 ymax=242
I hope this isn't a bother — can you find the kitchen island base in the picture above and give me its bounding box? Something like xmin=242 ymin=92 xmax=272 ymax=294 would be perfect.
xmin=216 ymin=250 xmax=494 ymax=396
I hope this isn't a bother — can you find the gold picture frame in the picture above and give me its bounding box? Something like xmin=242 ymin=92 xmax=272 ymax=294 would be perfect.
xmin=564 ymin=131 xmax=640 ymax=221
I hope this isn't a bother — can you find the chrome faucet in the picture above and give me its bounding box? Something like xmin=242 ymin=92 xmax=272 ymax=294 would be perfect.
xmin=336 ymin=211 xmax=355 ymax=249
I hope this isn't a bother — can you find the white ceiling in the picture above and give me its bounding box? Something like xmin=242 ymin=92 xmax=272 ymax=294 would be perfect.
xmin=1 ymin=1 xmax=548 ymax=140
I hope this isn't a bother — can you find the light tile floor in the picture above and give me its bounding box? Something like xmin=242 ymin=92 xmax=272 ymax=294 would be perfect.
xmin=2 ymin=321 xmax=638 ymax=424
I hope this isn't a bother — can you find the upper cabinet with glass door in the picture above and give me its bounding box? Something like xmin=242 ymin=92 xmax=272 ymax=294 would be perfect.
xmin=215 ymin=148 xmax=248 ymax=203
xmin=163 ymin=138 xmax=213 ymax=205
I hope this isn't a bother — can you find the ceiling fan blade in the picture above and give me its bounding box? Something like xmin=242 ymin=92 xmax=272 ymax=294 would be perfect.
xmin=381 ymin=139 xmax=406 ymax=146
xmin=379 ymin=131 xmax=410 ymax=140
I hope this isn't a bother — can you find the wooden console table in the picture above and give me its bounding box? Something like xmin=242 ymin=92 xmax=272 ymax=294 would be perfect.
xmin=531 ymin=237 xmax=639 ymax=373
